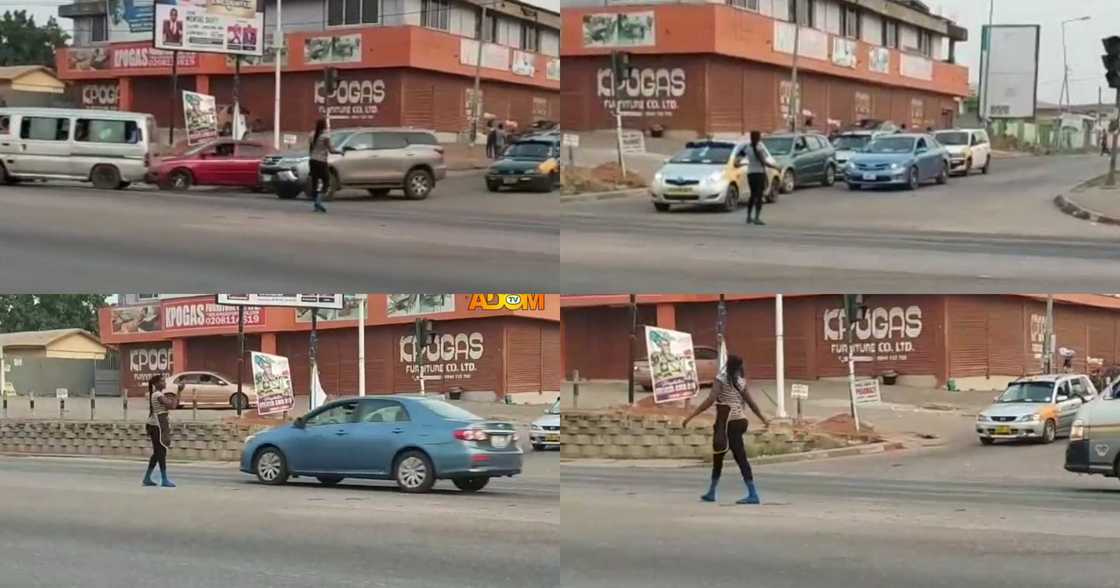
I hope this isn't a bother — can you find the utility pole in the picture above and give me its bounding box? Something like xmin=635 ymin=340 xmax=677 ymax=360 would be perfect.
xmin=979 ymin=0 xmax=995 ymax=124
xmin=310 ymin=312 xmax=319 ymax=409
xmin=471 ymin=2 xmax=487 ymax=146
xmin=1044 ymin=295 xmax=1055 ymax=374
xmin=627 ymin=293 xmax=637 ymax=405
xmin=273 ymin=0 xmax=283 ymax=150
xmin=844 ymin=295 xmax=866 ymax=432
xmin=1061 ymin=17 xmax=1093 ymax=113
xmin=236 ymin=305 xmax=245 ymax=417
xmin=170 ymin=51 xmax=179 ymax=145
xmin=233 ymin=55 xmax=242 ymax=140
xmin=775 ymin=294 xmax=786 ymax=419
xmin=357 ymin=294 xmax=366 ymax=396
xmin=610 ymin=51 xmax=629 ymax=181
xmin=1107 ymin=36 xmax=1120 ymax=185
xmin=788 ymin=10 xmax=801 ymax=133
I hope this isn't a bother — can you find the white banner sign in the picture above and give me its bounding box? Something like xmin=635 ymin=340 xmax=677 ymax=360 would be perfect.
xmin=774 ymin=21 xmax=828 ymax=61
xmin=620 ymin=130 xmax=646 ymax=155
xmin=512 ymin=51 xmax=536 ymax=77
xmin=983 ymin=25 xmax=1040 ymax=119
xmin=562 ymin=133 xmax=580 ymax=148
xmin=900 ymin=53 xmax=933 ymax=81
xmin=854 ymin=379 xmax=881 ymax=405
xmin=869 ymin=47 xmax=891 ymax=74
xmin=791 ymin=384 xmax=809 ymax=399
xmin=459 ymin=38 xmax=510 ymax=71
xmin=832 ymin=38 xmax=857 ymax=68
xmin=217 ymin=294 xmax=345 ymax=310
xmin=154 ymin=0 xmax=264 ymax=57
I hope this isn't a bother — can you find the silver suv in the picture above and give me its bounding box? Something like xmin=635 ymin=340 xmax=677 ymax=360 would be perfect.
xmin=260 ymin=127 xmax=447 ymax=200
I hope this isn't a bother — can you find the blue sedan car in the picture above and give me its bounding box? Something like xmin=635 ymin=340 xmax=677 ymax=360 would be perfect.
xmin=241 ymin=395 xmax=523 ymax=493
xmin=844 ymin=133 xmax=950 ymax=191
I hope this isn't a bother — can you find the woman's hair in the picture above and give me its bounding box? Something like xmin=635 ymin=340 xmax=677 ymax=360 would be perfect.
xmin=726 ymin=354 xmax=745 ymax=388
xmin=749 ymin=131 xmax=761 ymax=145
xmin=314 ymin=119 xmax=326 ymax=135
xmin=147 ymin=374 xmax=165 ymax=394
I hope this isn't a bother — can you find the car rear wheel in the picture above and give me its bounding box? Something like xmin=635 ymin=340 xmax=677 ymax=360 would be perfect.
xmin=781 ymin=169 xmax=795 ymax=194
xmin=403 ymin=169 xmax=434 ymax=200
xmin=907 ymin=167 xmax=920 ymax=191
xmin=91 ymin=165 xmax=122 ymax=190
xmin=532 ymin=443 xmax=545 ymax=451
xmin=653 ymin=202 xmax=670 ymax=212
xmin=317 ymin=476 xmax=344 ymax=486
xmin=979 ymin=437 xmax=994 ymax=446
xmin=936 ymin=162 xmax=948 ymax=185
xmin=167 ymin=170 xmax=193 ymax=192
xmin=394 ymin=450 xmax=436 ymax=493
xmin=1041 ymin=420 xmax=1057 ymax=444
xmin=229 ymin=393 xmax=249 ymax=411
xmin=452 ymin=477 xmax=490 ymax=493
xmin=254 ymin=448 xmax=289 ymax=485
xmin=981 ymin=157 xmax=991 ymax=174
xmin=722 ymin=184 xmax=739 ymax=212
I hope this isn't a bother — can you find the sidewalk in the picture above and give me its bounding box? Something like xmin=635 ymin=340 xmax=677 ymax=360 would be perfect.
xmin=1055 ymin=173 xmax=1120 ymax=225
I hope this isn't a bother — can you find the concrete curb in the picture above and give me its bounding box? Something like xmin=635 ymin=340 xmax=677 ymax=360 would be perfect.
xmin=0 ymin=452 xmax=238 ymax=465
xmin=561 ymin=441 xmax=905 ymax=468
xmin=560 ymin=188 xmax=647 ymax=203
xmin=1054 ymin=193 xmax=1120 ymax=226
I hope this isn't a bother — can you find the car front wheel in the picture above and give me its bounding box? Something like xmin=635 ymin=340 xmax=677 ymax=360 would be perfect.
xmin=823 ymin=164 xmax=836 ymax=186
xmin=781 ymin=170 xmax=795 ymax=194
xmin=452 ymin=477 xmax=490 ymax=493
xmin=254 ymin=448 xmax=289 ymax=485
xmin=653 ymin=202 xmax=670 ymax=212
xmin=907 ymin=167 xmax=920 ymax=190
xmin=394 ymin=450 xmax=437 ymax=493
xmin=936 ymin=162 xmax=948 ymax=185
xmin=722 ymin=183 xmax=739 ymax=212
xmin=229 ymin=393 xmax=249 ymax=411
xmin=1041 ymin=420 xmax=1057 ymax=444
xmin=404 ymin=169 xmax=434 ymax=200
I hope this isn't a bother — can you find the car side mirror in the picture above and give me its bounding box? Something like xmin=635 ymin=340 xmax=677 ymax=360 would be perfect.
xmin=293 ymin=417 xmax=306 ymax=429
xmin=733 ymin=157 xmax=745 ymax=167
xmin=917 ymin=147 xmax=928 ymax=154
xmin=1056 ymin=395 xmax=1069 ymax=402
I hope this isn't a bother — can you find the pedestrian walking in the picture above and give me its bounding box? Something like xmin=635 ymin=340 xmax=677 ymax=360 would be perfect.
xmin=485 ymin=120 xmax=498 ymax=159
xmin=744 ymin=131 xmax=779 ymax=226
xmin=308 ymin=118 xmax=330 ymax=213
xmin=682 ymin=354 xmax=770 ymax=504
xmin=1101 ymin=131 xmax=1111 ymax=157
xmin=495 ymin=123 xmax=508 ymax=158
xmin=142 ymin=374 xmax=178 ymax=488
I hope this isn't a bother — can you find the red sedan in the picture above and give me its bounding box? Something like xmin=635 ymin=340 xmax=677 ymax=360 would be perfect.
xmin=149 ymin=140 xmax=270 ymax=191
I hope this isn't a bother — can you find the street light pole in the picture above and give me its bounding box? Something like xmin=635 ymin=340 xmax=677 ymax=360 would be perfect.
xmin=357 ymin=294 xmax=366 ymax=396
xmin=789 ymin=17 xmax=801 ymax=133
xmin=471 ymin=3 xmax=488 ymax=145
xmin=980 ymin=0 xmax=995 ymax=124
xmin=273 ymin=0 xmax=283 ymax=150
xmin=627 ymin=294 xmax=637 ymax=406
xmin=1061 ymin=17 xmax=1093 ymax=113
xmin=775 ymin=294 xmax=786 ymax=419
xmin=1044 ymin=295 xmax=1055 ymax=374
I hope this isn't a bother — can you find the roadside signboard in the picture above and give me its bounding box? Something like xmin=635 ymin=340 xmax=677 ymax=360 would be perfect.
xmin=562 ymin=133 xmax=580 ymax=148
xmin=55 ymin=388 xmax=69 ymax=399
xmin=791 ymin=384 xmax=809 ymax=399
xmin=644 ymin=326 xmax=700 ymax=404
xmin=854 ymin=379 xmax=881 ymax=405
xmin=251 ymin=352 xmax=294 ymax=415
xmin=182 ymin=90 xmax=218 ymax=146
xmin=217 ymin=294 xmax=345 ymax=310
xmin=620 ymin=130 xmax=646 ymax=155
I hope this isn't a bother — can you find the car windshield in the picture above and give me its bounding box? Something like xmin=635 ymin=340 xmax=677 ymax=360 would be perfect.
xmin=998 ymin=382 xmax=1054 ymax=403
xmin=833 ymin=135 xmax=870 ymax=150
xmin=865 ymin=137 xmax=916 ymax=154
xmin=761 ymin=137 xmax=794 ymax=155
xmin=416 ymin=398 xmax=483 ymax=421
xmin=329 ymin=132 xmax=354 ymax=150
xmin=505 ymin=142 xmax=555 ymax=159
xmin=935 ymin=132 xmax=969 ymax=146
xmin=669 ymin=142 xmax=734 ymax=164
xmin=547 ymin=399 xmax=560 ymax=415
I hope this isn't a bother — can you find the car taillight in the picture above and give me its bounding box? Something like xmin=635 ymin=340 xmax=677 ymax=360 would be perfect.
xmin=144 ymin=153 xmax=151 ymax=167
xmin=454 ymin=428 xmax=489 ymax=442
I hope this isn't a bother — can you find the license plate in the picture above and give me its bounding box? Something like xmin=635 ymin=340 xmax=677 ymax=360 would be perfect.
xmin=261 ymin=173 xmax=273 ymax=182
xmin=665 ymin=189 xmax=693 ymax=195
xmin=995 ymin=425 xmax=1011 ymax=435
xmin=491 ymin=435 xmax=509 ymax=448
xmin=862 ymin=173 xmax=876 ymax=181
xmin=546 ymin=434 xmax=559 ymax=442
xmin=503 ymin=177 xmax=518 ymax=185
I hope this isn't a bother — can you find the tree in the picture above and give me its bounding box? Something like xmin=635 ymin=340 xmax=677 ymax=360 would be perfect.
xmin=0 ymin=295 xmax=107 ymax=335
xmin=0 ymin=11 xmax=70 ymax=68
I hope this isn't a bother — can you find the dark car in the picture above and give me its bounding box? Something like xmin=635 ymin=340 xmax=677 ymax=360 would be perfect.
xmin=761 ymin=132 xmax=838 ymax=193
xmin=485 ymin=138 xmax=561 ymax=192
xmin=148 ymin=139 xmax=270 ymax=191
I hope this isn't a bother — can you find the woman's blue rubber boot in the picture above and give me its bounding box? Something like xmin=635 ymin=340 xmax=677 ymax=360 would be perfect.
xmin=700 ymin=478 xmax=718 ymax=502
xmin=736 ymin=481 xmax=760 ymax=504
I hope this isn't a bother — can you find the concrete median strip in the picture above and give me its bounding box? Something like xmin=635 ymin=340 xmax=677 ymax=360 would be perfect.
xmin=1054 ymin=193 xmax=1120 ymax=226
xmin=560 ymin=188 xmax=648 ymax=203
xmin=561 ymin=441 xmax=906 ymax=468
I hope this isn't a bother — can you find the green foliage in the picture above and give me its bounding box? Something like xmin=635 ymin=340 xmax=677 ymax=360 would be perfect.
xmin=0 ymin=10 xmax=70 ymax=68
xmin=0 ymin=295 xmax=107 ymax=335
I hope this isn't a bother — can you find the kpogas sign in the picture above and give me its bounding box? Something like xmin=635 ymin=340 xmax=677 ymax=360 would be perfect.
xmin=596 ymin=66 xmax=686 ymax=117
xmin=128 ymin=346 xmax=173 ymax=389
xmin=823 ymin=305 xmax=924 ymax=362
xmin=81 ymin=84 xmax=119 ymax=109
xmin=399 ymin=332 xmax=485 ymax=382
xmin=314 ymin=78 xmax=387 ymax=121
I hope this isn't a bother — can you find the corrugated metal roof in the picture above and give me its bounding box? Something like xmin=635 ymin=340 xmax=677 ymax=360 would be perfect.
xmin=0 ymin=328 xmax=99 ymax=349
xmin=0 ymin=66 xmax=55 ymax=81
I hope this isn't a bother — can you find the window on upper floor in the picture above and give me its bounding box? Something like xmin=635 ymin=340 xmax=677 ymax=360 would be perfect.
xmin=883 ymin=19 xmax=899 ymax=49
xmin=728 ymin=0 xmax=760 ymax=11
xmin=327 ymin=0 xmax=379 ymax=26
xmin=790 ymin=0 xmax=814 ymax=27
xmin=421 ymin=0 xmax=449 ymax=32
xmin=520 ymin=22 xmax=539 ymax=52
xmin=91 ymin=15 xmax=108 ymax=43
xmin=481 ymin=12 xmax=498 ymax=43
xmin=918 ymin=30 xmax=932 ymax=57
xmin=840 ymin=4 xmax=859 ymax=40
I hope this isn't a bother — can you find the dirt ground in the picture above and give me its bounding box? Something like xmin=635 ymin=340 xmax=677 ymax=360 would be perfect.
xmin=562 ymin=162 xmax=647 ymax=193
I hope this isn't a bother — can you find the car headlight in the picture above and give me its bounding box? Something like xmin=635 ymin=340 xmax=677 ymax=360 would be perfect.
xmin=703 ymin=171 xmax=725 ymax=186
xmin=1018 ymin=413 xmax=1040 ymax=423
xmin=977 ymin=414 xmax=988 ymax=423
xmin=653 ymin=171 xmax=664 ymax=184
xmin=531 ymin=424 xmax=542 ymax=431
xmin=1070 ymin=419 xmax=1085 ymax=441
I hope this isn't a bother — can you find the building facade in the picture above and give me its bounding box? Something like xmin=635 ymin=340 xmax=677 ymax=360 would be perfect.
xmin=57 ymin=0 xmax=560 ymax=136
xmin=562 ymin=294 xmax=1120 ymax=390
xmin=561 ymin=0 xmax=969 ymax=136
xmin=99 ymin=294 xmax=560 ymax=398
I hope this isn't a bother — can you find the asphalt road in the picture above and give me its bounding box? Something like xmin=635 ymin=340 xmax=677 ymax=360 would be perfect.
xmin=562 ymin=154 xmax=1120 ymax=291
xmin=0 ymin=172 xmax=559 ymax=291
xmin=0 ymin=452 xmax=558 ymax=588
xmin=562 ymin=440 xmax=1120 ymax=588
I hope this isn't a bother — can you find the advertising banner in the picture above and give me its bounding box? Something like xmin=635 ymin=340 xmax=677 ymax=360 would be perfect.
xmin=832 ymin=38 xmax=857 ymax=68
xmin=111 ymin=305 xmax=161 ymax=334
xmin=854 ymin=379 xmax=881 ymax=405
xmin=182 ymin=90 xmax=218 ymax=145
xmin=459 ymin=38 xmax=511 ymax=71
xmin=108 ymin=0 xmax=155 ymax=42
xmin=296 ymin=295 xmax=363 ymax=323
xmin=304 ymin=33 xmax=362 ymax=64
xmin=228 ymin=32 xmax=287 ymax=67
xmin=644 ymin=326 xmax=700 ymax=404
xmin=582 ymin=11 xmax=655 ymax=48
xmin=112 ymin=46 xmax=198 ymax=69
xmin=387 ymin=294 xmax=456 ymax=317
xmin=823 ymin=303 xmax=924 ymax=364
xmin=981 ymin=25 xmax=1041 ymax=119
xmin=251 ymin=352 xmax=294 ymax=415
xmin=399 ymin=330 xmax=485 ymax=383
xmin=900 ymin=53 xmax=933 ymax=81
xmin=163 ymin=299 xmax=264 ymax=330
xmin=546 ymin=58 xmax=560 ymax=81
xmin=217 ymin=294 xmax=344 ymax=309
xmin=314 ymin=76 xmax=388 ymax=122
xmin=512 ymin=51 xmax=536 ymax=77
xmin=597 ymin=66 xmax=686 ymax=118
xmin=154 ymin=0 xmax=264 ymax=56
xmin=869 ymin=47 xmax=891 ymax=74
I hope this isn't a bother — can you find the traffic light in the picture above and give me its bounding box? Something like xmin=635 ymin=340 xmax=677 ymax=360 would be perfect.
xmin=844 ymin=294 xmax=868 ymax=325
xmin=414 ymin=318 xmax=436 ymax=347
xmin=610 ymin=51 xmax=633 ymax=89
xmin=324 ymin=67 xmax=340 ymax=93
xmin=1102 ymin=36 xmax=1120 ymax=89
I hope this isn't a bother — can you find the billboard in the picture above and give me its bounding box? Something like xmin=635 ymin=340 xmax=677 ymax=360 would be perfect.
xmin=386 ymin=294 xmax=455 ymax=317
xmin=981 ymin=25 xmax=1040 ymax=119
xmin=163 ymin=299 xmax=263 ymax=330
xmin=582 ymin=11 xmax=655 ymax=48
xmin=251 ymin=352 xmax=294 ymax=415
xmin=111 ymin=304 xmax=161 ymax=334
xmin=217 ymin=294 xmax=345 ymax=309
xmin=108 ymin=0 xmax=155 ymax=42
xmin=153 ymin=0 xmax=264 ymax=57
xmin=182 ymin=90 xmax=218 ymax=145
xmin=644 ymin=326 xmax=700 ymax=404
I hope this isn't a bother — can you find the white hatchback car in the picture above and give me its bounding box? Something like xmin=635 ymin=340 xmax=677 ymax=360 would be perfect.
xmin=932 ymin=129 xmax=991 ymax=176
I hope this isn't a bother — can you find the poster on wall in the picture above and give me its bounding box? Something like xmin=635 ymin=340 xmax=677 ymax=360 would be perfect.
xmin=900 ymin=53 xmax=933 ymax=81
xmin=459 ymin=38 xmax=511 ymax=71
xmin=81 ymin=83 xmax=120 ymax=110
xmin=387 ymin=294 xmax=456 ymax=318
xmin=251 ymin=352 xmax=295 ymax=415
xmin=399 ymin=330 xmax=485 ymax=383
xmin=644 ymin=326 xmax=700 ymax=404
xmin=164 ymin=298 xmax=263 ymax=330
xmin=108 ymin=0 xmax=155 ymax=42
xmin=182 ymin=90 xmax=218 ymax=145
xmin=512 ymin=51 xmax=536 ymax=77
xmin=304 ymin=33 xmax=362 ymax=64
xmin=546 ymin=58 xmax=560 ymax=81
xmin=910 ymin=98 xmax=925 ymax=129
xmin=823 ymin=303 xmax=924 ymax=364
xmin=295 ymin=295 xmax=363 ymax=323
xmin=127 ymin=346 xmax=173 ymax=391
xmin=111 ymin=305 xmax=161 ymax=334
xmin=869 ymin=47 xmax=891 ymax=74
xmin=314 ymin=76 xmax=387 ymax=121
xmin=774 ymin=21 xmax=828 ymax=61
xmin=582 ymin=11 xmax=655 ymax=48
xmin=597 ymin=66 xmax=686 ymax=118
xmin=779 ymin=80 xmax=802 ymax=122
xmin=153 ymin=0 xmax=264 ymax=57
xmin=832 ymin=38 xmax=857 ymax=68
xmin=854 ymin=91 xmax=872 ymax=120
